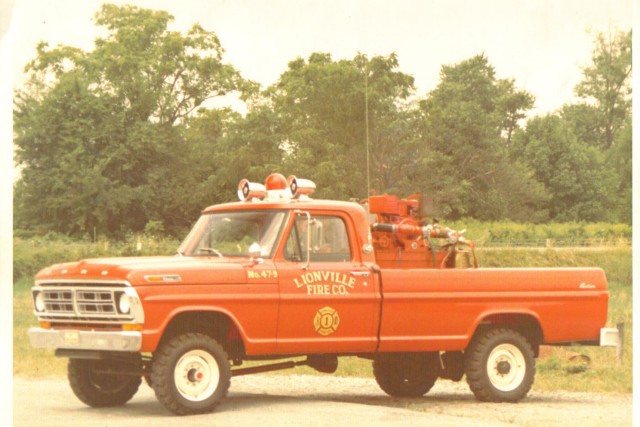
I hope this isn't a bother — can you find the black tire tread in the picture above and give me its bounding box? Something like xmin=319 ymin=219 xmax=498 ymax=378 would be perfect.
xmin=150 ymin=333 xmax=231 ymax=415
xmin=68 ymin=359 xmax=141 ymax=408
xmin=373 ymin=353 xmax=439 ymax=397
xmin=464 ymin=327 xmax=535 ymax=402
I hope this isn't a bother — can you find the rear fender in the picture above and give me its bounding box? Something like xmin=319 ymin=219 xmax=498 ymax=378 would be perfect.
xmin=468 ymin=311 xmax=544 ymax=357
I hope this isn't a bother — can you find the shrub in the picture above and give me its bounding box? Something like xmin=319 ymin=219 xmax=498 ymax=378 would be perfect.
xmin=13 ymin=236 xmax=180 ymax=283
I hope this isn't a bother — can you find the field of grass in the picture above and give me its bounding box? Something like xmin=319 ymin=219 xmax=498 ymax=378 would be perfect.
xmin=13 ymin=240 xmax=632 ymax=394
xmin=447 ymin=220 xmax=632 ymax=247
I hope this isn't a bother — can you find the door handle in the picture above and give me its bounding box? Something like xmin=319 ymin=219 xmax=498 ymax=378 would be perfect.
xmin=350 ymin=271 xmax=370 ymax=278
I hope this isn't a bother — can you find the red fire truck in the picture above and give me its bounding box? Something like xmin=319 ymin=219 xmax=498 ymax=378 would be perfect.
xmin=29 ymin=173 xmax=618 ymax=415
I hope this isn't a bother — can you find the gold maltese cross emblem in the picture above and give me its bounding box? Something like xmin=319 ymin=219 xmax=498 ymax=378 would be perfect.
xmin=313 ymin=306 xmax=340 ymax=336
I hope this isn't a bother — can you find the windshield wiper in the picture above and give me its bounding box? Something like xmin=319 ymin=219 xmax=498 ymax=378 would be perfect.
xmin=197 ymin=247 xmax=224 ymax=257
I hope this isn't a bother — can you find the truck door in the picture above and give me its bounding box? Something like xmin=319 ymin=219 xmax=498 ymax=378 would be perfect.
xmin=274 ymin=211 xmax=378 ymax=354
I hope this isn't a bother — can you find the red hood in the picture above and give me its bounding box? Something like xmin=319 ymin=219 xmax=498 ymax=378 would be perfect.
xmin=34 ymin=255 xmax=248 ymax=286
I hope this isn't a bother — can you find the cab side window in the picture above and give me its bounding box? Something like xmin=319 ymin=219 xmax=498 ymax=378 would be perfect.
xmin=284 ymin=215 xmax=351 ymax=262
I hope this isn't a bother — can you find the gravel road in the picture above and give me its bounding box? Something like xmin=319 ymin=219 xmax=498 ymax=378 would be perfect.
xmin=13 ymin=375 xmax=633 ymax=427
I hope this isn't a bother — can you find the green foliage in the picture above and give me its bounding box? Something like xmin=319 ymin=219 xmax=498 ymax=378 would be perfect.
xmin=560 ymin=103 xmax=606 ymax=148
xmin=606 ymin=117 xmax=632 ymax=223
xmin=267 ymin=52 xmax=416 ymax=200
xmin=574 ymin=30 xmax=632 ymax=149
xmin=14 ymin=3 xmax=250 ymax=238
xmin=144 ymin=220 xmax=165 ymax=235
xmin=12 ymin=3 xmax=632 ymax=238
xmin=13 ymin=236 xmax=180 ymax=283
xmin=449 ymin=220 xmax=631 ymax=246
xmin=414 ymin=55 xmax=547 ymax=221
xmin=511 ymin=115 xmax=616 ymax=222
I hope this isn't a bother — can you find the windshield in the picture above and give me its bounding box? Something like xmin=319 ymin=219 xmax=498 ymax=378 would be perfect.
xmin=178 ymin=210 xmax=287 ymax=258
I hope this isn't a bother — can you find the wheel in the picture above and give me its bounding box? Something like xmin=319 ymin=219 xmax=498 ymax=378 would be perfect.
xmin=67 ymin=358 xmax=142 ymax=407
xmin=150 ymin=333 xmax=231 ymax=415
xmin=144 ymin=372 xmax=154 ymax=389
xmin=464 ymin=328 xmax=535 ymax=402
xmin=373 ymin=352 xmax=440 ymax=397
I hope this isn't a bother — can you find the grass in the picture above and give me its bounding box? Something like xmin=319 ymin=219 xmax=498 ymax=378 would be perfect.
xmin=447 ymin=220 xmax=632 ymax=247
xmin=13 ymin=244 xmax=631 ymax=394
xmin=13 ymin=278 xmax=67 ymax=377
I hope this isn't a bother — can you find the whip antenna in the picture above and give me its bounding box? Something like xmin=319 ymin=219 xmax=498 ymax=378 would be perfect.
xmin=365 ymin=61 xmax=371 ymax=200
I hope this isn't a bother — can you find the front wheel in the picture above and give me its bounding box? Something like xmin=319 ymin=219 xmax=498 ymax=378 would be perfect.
xmin=150 ymin=333 xmax=231 ymax=415
xmin=373 ymin=352 xmax=440 ymax=397
xmin=464 ymin=328 xmax=535 ymax=402
xmin=68 ymin=358 xmax=142 ymax=407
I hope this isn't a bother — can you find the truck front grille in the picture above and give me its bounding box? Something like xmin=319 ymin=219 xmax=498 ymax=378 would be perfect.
xmin=33 ymin=282 xmax=134 ymax=324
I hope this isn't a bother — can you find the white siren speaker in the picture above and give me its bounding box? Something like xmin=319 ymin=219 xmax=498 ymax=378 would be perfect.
xmin=238 ymin=179 xmax=267 ymax=201
xmin=287 ymin=175 xmax=316 ymax=198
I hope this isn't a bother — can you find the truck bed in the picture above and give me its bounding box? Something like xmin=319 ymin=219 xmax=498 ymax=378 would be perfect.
xmin=377 ymin=267 xmax=609 ymax=352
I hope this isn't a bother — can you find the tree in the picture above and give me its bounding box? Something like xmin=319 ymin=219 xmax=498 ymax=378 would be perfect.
xmin=557 ymin=29 xmax=632 ymax=222
xmin=560 ymin=103 xmax=606 ymax=148
xmin=210 ymin=106 xmax=286 ymax=196
xmin=511 ymin=115 xmax=615 ymax=222
xmin=606 ymin=116 xmax=632 ymax=223
xmin=415 ymin=55 xmax=546 ymax=221
xmin=268 ymin=52 xmax=416 ymax=200
xmin=574 ymin=30 xmax=631 ymax=148
xmin=14 ymin=4 xmax=250 ymax=237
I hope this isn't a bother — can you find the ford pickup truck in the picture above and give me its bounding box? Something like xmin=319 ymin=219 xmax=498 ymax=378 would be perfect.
xmin=29 ymin=173 xmax=618 ymax=415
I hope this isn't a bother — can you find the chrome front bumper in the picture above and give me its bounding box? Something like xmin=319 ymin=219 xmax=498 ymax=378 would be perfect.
xmin=29 ymin=327 xmax=142 ymax=352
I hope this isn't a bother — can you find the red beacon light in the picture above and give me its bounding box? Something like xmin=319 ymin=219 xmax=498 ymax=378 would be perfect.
xmin=264 ymin=173 xmax=291 ymax=200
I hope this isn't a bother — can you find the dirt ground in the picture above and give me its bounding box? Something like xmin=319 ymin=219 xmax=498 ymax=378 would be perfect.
xmin=13 ymin=374 xmax=633 ymax=427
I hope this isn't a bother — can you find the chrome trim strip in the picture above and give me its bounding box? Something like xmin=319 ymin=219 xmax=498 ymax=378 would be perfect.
xmin=35 ymin=279 xmax=132 ymax=287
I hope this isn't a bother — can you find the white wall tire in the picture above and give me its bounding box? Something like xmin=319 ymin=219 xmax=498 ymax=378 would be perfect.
xmin=151 ymin=333 xmax=231 ymax=415
xmin=465 ymin=328 xmax=535 ymax=402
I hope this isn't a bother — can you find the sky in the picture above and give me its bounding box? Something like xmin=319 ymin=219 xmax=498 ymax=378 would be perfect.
xmin=5 ymin=0 xmax=634 ymax=115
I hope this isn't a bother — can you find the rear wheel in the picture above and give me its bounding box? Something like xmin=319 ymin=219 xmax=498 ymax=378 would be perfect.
xmin=151 ymin=333 xmax=231 ymax=415
xmin=464 ymin=328 xmax=535 ymax=402
xmin=68 ymin=358 xmax=142 ymax=407
xmin=373 ymin=352 xmax=440 ymax=397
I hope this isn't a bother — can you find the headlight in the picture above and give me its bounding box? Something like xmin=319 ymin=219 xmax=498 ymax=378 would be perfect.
xmin=34 ymin=292 xmax=45 ymax=312
xmin=118 ymin=293 xmax=131 ymax=314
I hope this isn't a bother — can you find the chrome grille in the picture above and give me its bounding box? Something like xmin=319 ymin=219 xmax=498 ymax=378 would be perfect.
xmin=41 ymin=289 xmax=74 ymax=313
xmin=33 ymin=282 xmax=135 ymax=324
xmin=76 ymin=290 xmax=116 ymax=315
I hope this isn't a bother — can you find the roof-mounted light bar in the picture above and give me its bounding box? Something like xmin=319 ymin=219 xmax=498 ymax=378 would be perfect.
xmin=237 ymin=173 xmax=316 ymax=202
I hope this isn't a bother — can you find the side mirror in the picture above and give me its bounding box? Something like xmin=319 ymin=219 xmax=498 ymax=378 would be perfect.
xmin=248 ymin=242 xmax=264 ymax=264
